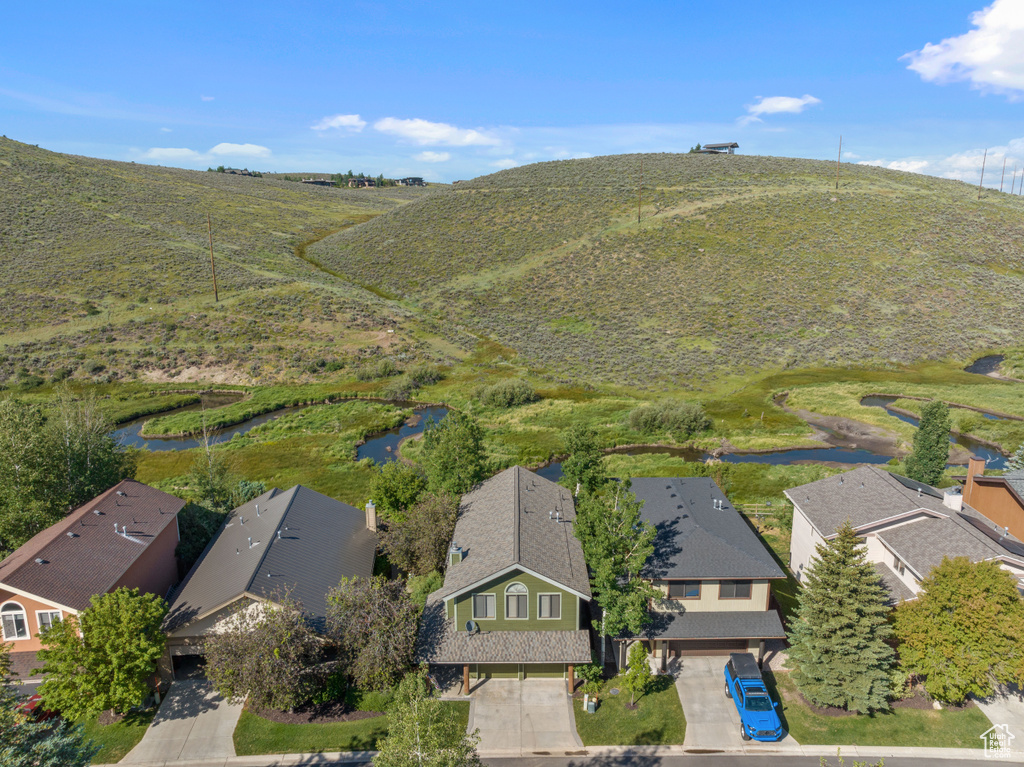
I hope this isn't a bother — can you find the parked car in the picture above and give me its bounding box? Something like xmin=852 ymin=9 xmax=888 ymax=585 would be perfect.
xmin=16 ymin=694 xmax=59 ymax=723
xmin=724 ymin=652 xmax=782 ymax=742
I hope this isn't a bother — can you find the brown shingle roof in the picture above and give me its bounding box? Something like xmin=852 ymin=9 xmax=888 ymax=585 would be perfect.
xmin=0 ymin=479 xmax=185 ymax=611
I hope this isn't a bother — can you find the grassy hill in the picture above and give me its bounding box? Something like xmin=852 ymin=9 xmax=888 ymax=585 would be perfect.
xmin=311 ymin=153 xmax=1024 ymax=389
xmin=0 ymin=138 xmax=463 ymax=386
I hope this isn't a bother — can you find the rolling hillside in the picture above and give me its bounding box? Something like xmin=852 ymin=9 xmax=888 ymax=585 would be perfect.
xmin=311 ymin=153 xmax=1024 ymax=388
xmin=0 ymin=138 xmax=458 ymax=385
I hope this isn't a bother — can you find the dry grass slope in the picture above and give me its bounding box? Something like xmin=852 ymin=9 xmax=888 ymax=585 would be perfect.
xmin=312 ymin=153 xmax=1024 ymax=388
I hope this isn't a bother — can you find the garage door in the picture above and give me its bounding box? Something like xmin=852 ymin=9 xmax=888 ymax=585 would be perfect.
xmin=476 ymin=664 xmax=520 ymax=679
xmin=667 ymin=639 xmax=747 ymax=656
xmin=523 ymin=664 xmax=564 ymax=678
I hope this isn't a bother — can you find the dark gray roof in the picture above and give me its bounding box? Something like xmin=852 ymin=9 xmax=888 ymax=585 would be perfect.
xmin=434 ymin=466 xmax=591 ymax=601
xmin=417 ymin=596 xmax=591 ymax=664
xmin=1004 ymin=469 xmax=1024 ymax=501
xmin=635 ymin=609 xmax=785 ymax=640
xmin=631 ymin=477 xmax=785 ymax=580
xmin=165 ymin=485 xmax=376 ymax=632
xmin=703 ymin=142 xmax=739 ymax=148
xmin=872 ymin=562 xmax=916 ymax=605
xmin=784 ymin=466 xmax=949 ymax=537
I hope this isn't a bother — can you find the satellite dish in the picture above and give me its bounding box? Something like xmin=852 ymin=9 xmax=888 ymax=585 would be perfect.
xmin=465 ymin=620 xmax=478 ymax=634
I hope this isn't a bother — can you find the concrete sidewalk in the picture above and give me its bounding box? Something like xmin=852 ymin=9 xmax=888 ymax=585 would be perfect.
xmin=122 ymin=680 xmax=244 ymax=763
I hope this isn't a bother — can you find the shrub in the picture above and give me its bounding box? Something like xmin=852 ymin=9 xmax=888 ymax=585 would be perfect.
xmin=356 ymin=358 xmax=398 ymax=381
xmin=478 ymin=378 xmax=538 ymax=408
xmin=626 ymin=401 xmax=710 ymax=438
xmin=408 ymin=571 xmax=445 ymax=607
xmin=406 ymin=364 xmax=445 ymax=388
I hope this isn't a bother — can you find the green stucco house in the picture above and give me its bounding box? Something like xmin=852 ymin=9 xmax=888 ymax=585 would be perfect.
xmin=417 ymin=466 xmax=593 ymax=692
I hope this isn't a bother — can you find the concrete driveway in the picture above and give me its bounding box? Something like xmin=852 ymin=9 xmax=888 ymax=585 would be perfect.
xmin=122 ymin=680 xmax=244 ymax=763
xmin=674 ymin=655 xmax=798 ymax=749
xmin=974 ymin=683 xmax=1024 ymax=748
xmin=469 ymin=679 xmax=582 ymax=754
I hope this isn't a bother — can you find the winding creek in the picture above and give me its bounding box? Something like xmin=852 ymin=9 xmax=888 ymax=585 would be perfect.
xmin=111 ymin=354 xmax=1017 ymax=476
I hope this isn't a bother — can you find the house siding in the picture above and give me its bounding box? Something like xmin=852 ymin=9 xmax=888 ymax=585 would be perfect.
xmin=451 ymin=569 xmax=578 ymax=631
xmin=0 ymin=589 xmax=73 ymax=653
xmin=650 ymin=579 xmax=771 ymax=612
xmin=964 ymin=481 xmax=1024 ymax=541
xmin=790 ymin=505 xmax=826 ymax=581
xmin=112 ymin=515 xmax=180 ymax=600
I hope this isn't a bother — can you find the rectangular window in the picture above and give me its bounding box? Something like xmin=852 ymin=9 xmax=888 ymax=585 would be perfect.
xmin=37 ymin=610 xmax=61 ymax=633
xmin=667 ymin=581 xmax=701 ymax=599
xmin=1 ymin=611 xmax=28 ymax=641
xmin=506 ymin=594 xmax=528 ymax=619
xmin=538 ymin=594 xmax=561 ymax=619
xmin=894 ymin=556 xmax=905 ymax=576
xmin=719 ymin=580 xmax=752 ymax=599
xmin=472 ymin=594 xmax=495 ymax=620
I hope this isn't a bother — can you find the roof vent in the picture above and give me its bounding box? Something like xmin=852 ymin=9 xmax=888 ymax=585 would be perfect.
xmin=66 ymin=531 xmax=78 ymax=538
xmin=839 ymin=477 xmax=844 ymax=485
xmin=34 ymin=557 xmax=45 ymax=564
xmin=93 ymin=509 xmax=103 ymax=515
xmin=116 ymin=490 xmax=126 ymax=497
xmin=256 ymin=504 xmax=260 ymax=517
xmin=917 ymin=488 xmax=923 ymax=497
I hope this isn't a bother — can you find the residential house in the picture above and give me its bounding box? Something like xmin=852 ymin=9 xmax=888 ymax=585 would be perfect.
xmin=960 ymin=457 xmax=1024 ymax=541
xmin=785 ymin=465 xmax=1024 ymax=604
xmin=417 ymin=466 xmax=592 ymax=693
xmin=162 ymin=485 xmax=377 ymax=677
xmin=699 ymin=142 xmax=739 ymax=154
xmin=347 ymin=177 xmax=377 ymax=188
xmin=397 ymin=177 xmax=425 ymax=186
xmin=0 ymin=480 xmax=185 ymax=678
xmin=622 ymin=478 xmax=786 ymax=669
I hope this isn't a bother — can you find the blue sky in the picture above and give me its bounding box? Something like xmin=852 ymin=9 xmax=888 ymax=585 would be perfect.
xmin=3 ymin=1 xmax=1024 ymax=183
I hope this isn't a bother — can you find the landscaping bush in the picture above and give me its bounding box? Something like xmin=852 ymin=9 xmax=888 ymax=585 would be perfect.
xmin=478 ymin=378 xmax=538 ymax=408
xmin=408 ymin=571 xmax=444 ymax=607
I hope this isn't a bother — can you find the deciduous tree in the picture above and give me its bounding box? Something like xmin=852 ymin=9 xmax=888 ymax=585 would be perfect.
xmin=788 ymin=522 xmax=894 ymax=713
xmin=560 ymin=424 xmax=606 ymax=496
xmin=327 ymin=576 xmax=420 ymax=692
xmin=421 ymin=411 xmax=487 ymax=495
xmin=370 ymin=461 xmax=427 ymax=524
xmin=36 ymin=588 xmax=167 ymax=718
xmin=204 ymin=593 xmax=322 ymax=711
xmin=904 ymin=401 xmax=950 ymax=487
xmin=893 ymin=556 xmax=1024 ymax=704
xmin=379 ymin=491 xmax=458 ymax=576
xmin=374 ymin=668 xmax=480 ymax=767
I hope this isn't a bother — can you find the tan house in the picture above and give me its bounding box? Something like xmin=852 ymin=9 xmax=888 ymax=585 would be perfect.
xmin=0 ymin=480 xmax=184 ymax=677
xmin=623 ymin=477 xmax=786 ymax=668
xmin=961 ymin=458 xmax=1024 ymax=541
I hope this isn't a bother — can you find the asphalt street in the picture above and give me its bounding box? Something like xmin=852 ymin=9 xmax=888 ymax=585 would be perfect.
xmin=481 ymin=758 xmax=996 ymax=767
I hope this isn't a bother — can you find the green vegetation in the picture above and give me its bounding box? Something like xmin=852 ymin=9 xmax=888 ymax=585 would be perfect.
xmin=626 ymin=401 xmax=710 ymax=439
xmin=904 ymin=401 xmax=951 ymax=486
xmin=369 ymin=462 xmax=427 ymax=523
xmin=771 ymin=672 xmax=988 ymax=749
xmin=421 ymin=410 xmax=487 ymax=495
xmin=476 ymin=378 xmax=538 ymax=408
xmin=232 ymin=701 xmax=470 ymax=756
xmin=76 ymin=709 xmax=155 ymax=764
xmin=572 ymin=675 xmax=686 ymax=746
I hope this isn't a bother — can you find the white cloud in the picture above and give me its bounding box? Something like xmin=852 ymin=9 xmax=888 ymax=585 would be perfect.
xmin=490 ymin=158 xmax=519 ymax=169
xmin=142 ymin=147 xmax=203 ymax=162
xmin=200 ymin=95 xmax=215 ymax=102
xmin=903 ymin=0 xmax=1024 ymax=96
xmin=159 ymin=127 xmax=172 ymax=133
xmin=887 ymin=160 xmax=930 ymax=173
xmin=374 ymin=117 xmax=502 ymax=146
xmin=311 ymin=114 xmax=366 ymax=132
xmin=414 ymin=151 xmax=451 ymax=163
xmin=855 ymin=139 xmax=1024 ymax=184
xmin=208 ymin=142 xmax=272 ymax=158
xmin=740 ymin=94 xmax=821 ymax=125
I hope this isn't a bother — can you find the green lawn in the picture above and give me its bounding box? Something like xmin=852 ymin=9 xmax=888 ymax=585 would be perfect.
xmin=233 ymin=701 xmax=470 ymax=756
xmin=76 ymin=708 xmax=156 ymax=764
xmin=572 ymin=675 xmax=686 ymax=746
xmin=771 ymin=672 xmax=990 ymax=748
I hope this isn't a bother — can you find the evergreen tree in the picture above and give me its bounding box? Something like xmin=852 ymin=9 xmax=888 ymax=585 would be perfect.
xmin=893 ymin=557 xmax=1024 ymax=704
xmin=1007 ymin=443 xmax=1024 ymax=472
xmin=903 ymin=401 xmax=950 ymax=486
xmin=560 ymin=424 xmax=606 ymax=496
xmin=421 ymin=411 xmax=487 ymax=495
xmin=788 ymin=521 xmax=894 ymax=713
xmin=374 ymin=669 xmax=480 ymax=767
xmin=623 ymin=641 xmax=653 ymax=705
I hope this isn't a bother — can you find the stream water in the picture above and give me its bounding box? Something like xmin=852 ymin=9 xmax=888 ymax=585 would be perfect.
xmin=965 ymin=355 xmax=1005 ymax=375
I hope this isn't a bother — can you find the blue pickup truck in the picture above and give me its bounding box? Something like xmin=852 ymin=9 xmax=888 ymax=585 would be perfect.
xmin=724 ymin=652 xmax=783 ymax=742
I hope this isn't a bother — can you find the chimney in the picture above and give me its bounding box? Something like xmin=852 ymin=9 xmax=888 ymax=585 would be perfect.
xmin=365 ymin=500 xmax=377 ymax=533
xmin=963 ymin=456 xmax=986 ymax=506
xmin=449 ymin=542 xmax=463 ymax=566
xmin=942 ymin=487 xmax=963 ymax=512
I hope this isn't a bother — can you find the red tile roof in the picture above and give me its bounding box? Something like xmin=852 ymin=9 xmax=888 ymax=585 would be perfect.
xmin=0 ymin=479 xmax=185 ymax=611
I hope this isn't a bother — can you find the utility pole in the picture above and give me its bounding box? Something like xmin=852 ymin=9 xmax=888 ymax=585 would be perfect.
xmin=1000 ymin=158 xmax=1007 ymax=193
xmin=637 ymin=157 xmax=643 ymax=226
xmin=835 ymin=135 xmax=842 ymax=191
xmin=207 ymin=213 xmax=219 ymax=302
xmin=978 ymin=148 xmax=988 ymax=200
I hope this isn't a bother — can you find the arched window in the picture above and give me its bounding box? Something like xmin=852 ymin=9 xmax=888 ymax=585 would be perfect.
xmin=505 ymin=583 xmax=528 ymax=619
xmin=1 ymin=602 xmax=29 ymax=641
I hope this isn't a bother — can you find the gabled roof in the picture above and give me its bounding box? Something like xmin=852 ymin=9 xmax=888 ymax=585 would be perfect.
xmin=0 ymin=480 xmax=184 ymax=612
xmin=164 ymin=485 xmax=376 ymax=632
xmin=433 ymin=466 xmax=591 ymax=601
xmin=703 ymin=142 xmax=739 ymax=149
xmin=631 ymin=477 xmax=785 ymax=580
xmin=1004 ymin=469 xmax=1024 ymax=501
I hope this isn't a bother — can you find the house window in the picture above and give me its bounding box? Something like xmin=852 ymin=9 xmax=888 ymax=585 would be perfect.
xmin=36 ymin=610 xmax=61 ymax=634
xmin=894 ymin=555 xmax=905 ymax=576
xmin=667 ymin=581 xmax=701 ymax=599
xmin=719 ymin=580 xmax=752 ymax=599
xmin=1 ymin=602 xmax=29 ymax=641
xmin=472 ymin=594 xmax=495 ymax=620
xmin=505 ymin=583 xmax=528 ymax=619
xmin=538 ymin=594 xmax=561 ymax=619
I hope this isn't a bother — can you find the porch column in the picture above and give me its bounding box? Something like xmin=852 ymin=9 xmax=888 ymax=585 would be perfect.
xmin=567 ymin=664 xmax=575 ymax=694
xmin=758 ymin=639 xmax=766 ymax=668
xmin=463 ymin=664 xmax=470 ymax=695
xmin=660 ymin=641 xmax=666 ymax=673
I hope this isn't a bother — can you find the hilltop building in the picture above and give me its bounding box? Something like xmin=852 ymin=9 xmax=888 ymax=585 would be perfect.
xmin=698 ymin=142 xmax=739 ymax=154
